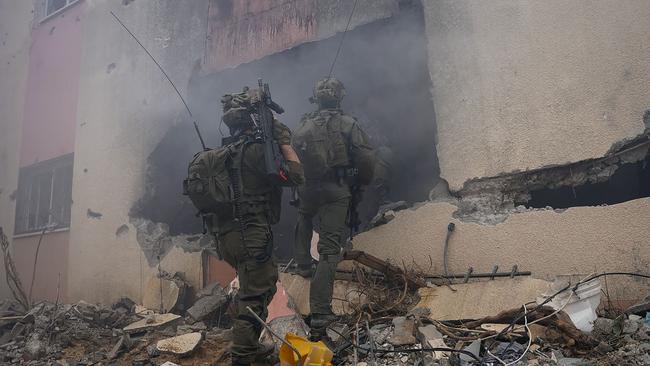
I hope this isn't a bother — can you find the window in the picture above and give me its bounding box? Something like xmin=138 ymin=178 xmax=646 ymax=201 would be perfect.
xmin=14 ymin=154 xmax=74 ymax=235
xmin=45 ymin=0 xmax=78 ymax=17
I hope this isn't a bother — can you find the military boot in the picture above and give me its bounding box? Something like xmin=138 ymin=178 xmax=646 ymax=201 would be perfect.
xmin=309 ymin=313 xmax=338 ymax=341
xmin=232 ymin=344 xmax=275 ymax=366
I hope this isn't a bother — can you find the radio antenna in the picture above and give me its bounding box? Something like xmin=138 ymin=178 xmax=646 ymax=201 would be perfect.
xmin=327 ymin=0 xmax=359 ymax=78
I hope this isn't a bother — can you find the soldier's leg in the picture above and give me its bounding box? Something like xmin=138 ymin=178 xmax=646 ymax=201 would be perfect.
xmin=310 ymin=197 xmax=350 ymax=316
xmin=293 ymin=194 xmax=317 ymax=275
xmin=219 ymin=226 xmax=278 ymax=365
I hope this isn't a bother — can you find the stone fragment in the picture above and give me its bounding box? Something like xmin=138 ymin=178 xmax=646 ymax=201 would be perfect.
xmin=623 ymin=319 xmax=640 ymax=334
xmin=186 ymin=289 xmax=228 ymax=322
xmin=22 ymin=335 xmax=44 ymax=361
xmin=260 ymin=314 xmax=309 ymax=351
xmin=107 ymin=335 xmax=131 ymax=360
xmin=417 ymin=325 xmax=448 ymax=359
xmin=146 ymin=343 xmax=160 ymax=357
xmin=176 ymin=322 xmax=207 ymax=335
xmin=156 ymin=332 xmax=202 ymax=356
xmin=557 ymin=357 xmax=592 ymax=366
xmin=160 ymin=362 xmax=180 ymax=366
xmin=123 ymin=313 xmax=181 ymax=334
xmin=592 ymin=318 xmax=616 ymax=338
xmin=389 ymin=317 xmax=416 ymax=346
xmin=594 ymin=341 xmax=613 ymax=353
xmin=142 ymin=274 xmax=186 ymax=313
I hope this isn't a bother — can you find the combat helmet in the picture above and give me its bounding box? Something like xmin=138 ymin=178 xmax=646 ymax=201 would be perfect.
xmin=221 ymin=87 xmax=259 ymax=136
xmin=311 ymin=77 xmax=345 ymax=109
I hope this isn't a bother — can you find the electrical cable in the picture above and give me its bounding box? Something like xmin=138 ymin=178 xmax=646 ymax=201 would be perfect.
xmin=486 ymin=305 xmax=532 ymax=366
xmin=325 ymin=325 xmax=481 ymax=361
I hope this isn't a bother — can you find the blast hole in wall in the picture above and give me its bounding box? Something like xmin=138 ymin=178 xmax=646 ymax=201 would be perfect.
xmin=135 ymin=4 xmax=440 ymax=258
xmin=521 ymin=153 xmax=650 ymax=209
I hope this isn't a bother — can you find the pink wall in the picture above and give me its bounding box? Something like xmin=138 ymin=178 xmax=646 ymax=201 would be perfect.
xmin=14 ymin=231 xmax=69 ymax=303
xmin=19 ymin=1 xmax=85 ymax=167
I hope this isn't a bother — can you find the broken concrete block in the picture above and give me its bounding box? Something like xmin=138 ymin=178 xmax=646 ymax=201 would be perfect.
xmin=592 ymin=318 xmax=616 ymax=338
xmin=389 ymin=317 xmax=416 ymax=346
xmin=142 ymin=273 xmax=187 ymax=313
xmin=176 ymin=322 xmax=207 ymax=335
xmin=196 ymin=282 xmax=224 ymax=299
xmin=623 ymin=319 xmax=641 ymax=334
xmin=413 ymin=277 xmax=551 ymax=320
xmin=156 ymin=332 xmax=202 ymax=356
xmin=260 ymin=314 xmax=309 ymax=351
xmin=123 ymin=313 xmax=181 ymax=334
xmin=107 ymin=334 xmax=131 ymax=360
xmin=186 ymin=289 xmax=228 ymax=322
xmin=417 ymin=325 xmax=448 ymax=359
xmin=278 ymin=272 xmax=367 ymax=316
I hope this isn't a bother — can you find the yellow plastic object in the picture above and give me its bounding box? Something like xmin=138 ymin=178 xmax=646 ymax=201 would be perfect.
xmin=279 ymin=333 xmax=334 ymax=366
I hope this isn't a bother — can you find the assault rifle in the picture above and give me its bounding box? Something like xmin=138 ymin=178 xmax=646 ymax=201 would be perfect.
xmin=252 ymin=79 xmax=289 ymax=184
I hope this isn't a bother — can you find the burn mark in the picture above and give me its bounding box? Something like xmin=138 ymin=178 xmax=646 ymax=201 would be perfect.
xmin=106 ymin=63 xmax=117 ymax=74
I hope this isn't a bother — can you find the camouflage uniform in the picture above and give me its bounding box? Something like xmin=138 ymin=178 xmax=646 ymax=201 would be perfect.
xmin=292 ymin=78 xmax=374 ymax=334
xmin=212 ymin=91 xmax=304 ymax=365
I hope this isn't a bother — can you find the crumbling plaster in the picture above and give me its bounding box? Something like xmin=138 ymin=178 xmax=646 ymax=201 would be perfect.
xmin=204 ymin=0 xmax=400 ymax=71
xmin=422 ymin=0 xmax=650 ymax=191
xmin=350 ymin=198 xmax=650 ymax=303
xmin=0 ymin=1 xmax=34 ymax=300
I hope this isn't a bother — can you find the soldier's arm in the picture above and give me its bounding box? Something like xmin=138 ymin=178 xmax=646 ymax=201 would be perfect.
xmin=273 ymin=119 xmax=305 ymax=186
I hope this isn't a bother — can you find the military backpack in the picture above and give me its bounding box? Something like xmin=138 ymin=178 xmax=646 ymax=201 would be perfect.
xmin=182 ymin=139 xmax=246 ymax=216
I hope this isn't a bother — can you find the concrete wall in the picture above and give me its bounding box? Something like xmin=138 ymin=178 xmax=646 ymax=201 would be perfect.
xmin=0 ymin=1 xmax=34 ymax=300
xmin=351 ymin=198 xmax=650 ymax=303
xmin=67 ymin=0 xmax=210 ymax=303
xmin=423 ymin=0 xmax=650 ymax=191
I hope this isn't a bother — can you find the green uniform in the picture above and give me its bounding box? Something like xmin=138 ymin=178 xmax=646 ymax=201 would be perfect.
xmin=292 ymin=109 xmax=374 ymax=316
xmin=212 ymin=120 xmax=304 ymax=364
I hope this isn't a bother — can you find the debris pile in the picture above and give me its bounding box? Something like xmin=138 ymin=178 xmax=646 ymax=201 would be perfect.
xmin=276 ymin=258 xmax=650 ymax=366
xmin=0 ymin=276 xmax=234 ymax=365
xmin=2 ymin=243 xmax=650 ymax=365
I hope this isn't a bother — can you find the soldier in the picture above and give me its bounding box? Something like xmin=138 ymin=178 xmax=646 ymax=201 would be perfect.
xmin=292 ymin=77 xmax=374 ymax=339
xmin=214 ymin=88 xmax=304 ymax=365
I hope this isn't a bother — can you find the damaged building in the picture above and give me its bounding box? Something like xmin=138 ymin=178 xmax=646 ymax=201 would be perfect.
xmin=1 ymin=0 xmax=650 ymax=363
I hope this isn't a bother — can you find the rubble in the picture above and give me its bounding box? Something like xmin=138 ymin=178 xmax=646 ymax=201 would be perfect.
xmin=123 ymin=313 xmax=181 ymax=333
xmin=389 ymin=317 xmax=416 ymax=346
xmin=142 ymin=271 xmax=189 ymax=313
xmin=186 ymin=283 xmax=228 ymax=322
xmin=155 ymin=332 xmax=202 ymax=356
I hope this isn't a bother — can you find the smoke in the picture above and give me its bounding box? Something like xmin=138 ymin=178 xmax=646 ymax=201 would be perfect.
xmin=135 ymin=3 xmax=440 ymax=257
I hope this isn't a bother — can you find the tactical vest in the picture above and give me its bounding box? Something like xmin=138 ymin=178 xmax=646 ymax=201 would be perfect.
xmin=183 ymin=137 xmax=278 ymax=232
xmin=292 ymin=110 xmax=352 ymax=181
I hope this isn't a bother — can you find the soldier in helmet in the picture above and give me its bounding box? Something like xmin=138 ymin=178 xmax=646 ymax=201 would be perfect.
xmin=291 ymin=78 xmax=375 ymax=339
xmin=215 ymin=88 xmax=304 ymax=365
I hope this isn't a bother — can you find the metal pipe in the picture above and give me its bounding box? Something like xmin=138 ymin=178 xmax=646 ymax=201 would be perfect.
xmin=428 ymin=271 xmax=531 ymax=279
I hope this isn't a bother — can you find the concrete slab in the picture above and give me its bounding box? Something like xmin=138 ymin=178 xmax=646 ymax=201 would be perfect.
xmin=413 ymin=277 xmax=551 ymax=320
xmin=123 ymin=313 xmax=181 ymax=334
xmin=142 ymin=275 xmax=182 ymax=313
xmin=156 ymin=332 xmax=202 ymax=356
xmin=278 ymin=272 xmax=366 ymax=316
